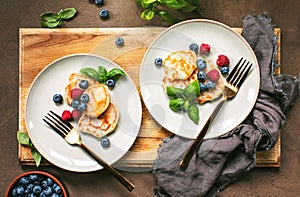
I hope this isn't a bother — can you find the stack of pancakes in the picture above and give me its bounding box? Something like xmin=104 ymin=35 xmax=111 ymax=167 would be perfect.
xmin=65 ymin=73 xmax=119 ymax=138
xmin=162 ymin=50 xmax=225 ymax=104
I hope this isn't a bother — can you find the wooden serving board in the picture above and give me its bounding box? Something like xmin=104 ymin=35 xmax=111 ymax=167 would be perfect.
xmin=19 ymin=28 xmax=281 ymax=169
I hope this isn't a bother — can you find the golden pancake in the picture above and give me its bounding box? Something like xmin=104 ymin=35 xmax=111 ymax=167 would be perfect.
xmin=84 ymin=84 xmax=110 ymax=118
xmin=78 ymin=102 xmax=119 ymax=138
xmin=65 ymin=73 xmax=99 ymax=105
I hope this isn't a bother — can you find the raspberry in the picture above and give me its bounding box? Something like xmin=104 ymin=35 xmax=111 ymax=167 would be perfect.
xmin=216 ymin=55 xmax=230 ymax=67
xmin=199 ymin=43 xmax=210 ymax=55
xmin=71 ymin=88 xmax=83 ymax=99
xmin=61 ymin=110 xmax=72 ymax=121
xmin=206 ymin=69 xmax=220 ymax=82
xmin=71 ymin=109 xmax=82 ymax=120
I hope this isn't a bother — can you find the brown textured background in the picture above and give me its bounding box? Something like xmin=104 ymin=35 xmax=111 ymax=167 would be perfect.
xmin=1 ymin=0 xmax=299 ymax=196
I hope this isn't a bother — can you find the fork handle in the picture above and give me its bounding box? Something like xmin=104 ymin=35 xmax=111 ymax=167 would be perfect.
xmin=79 ymin=143 xmax=135 ymax=191
xmin=179 ymin=99 xmax=225 ymax=170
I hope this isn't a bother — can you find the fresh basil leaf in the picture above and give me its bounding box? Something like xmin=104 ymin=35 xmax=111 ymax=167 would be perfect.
xmin=107 ymin=68 xmax=125 ymax=81
xmin=165 ymin=0 xmax=197 ymax=12
xmin=17 ymin=131 xmax=30 ymax=146
xmin=40 ymin=12 xmax=60 ymax=22
xmin=80 ymin=68 xmax=99 ymax=81
xmin=166 ymin=86 xmax=184 ymax=98
xmin=183 ymin=100 xmax=189 ymax=111
xmin=169 ymin=98 xmax=186 ymax=112
xmin=141 ymin=9 xmax=155 ymax=20
xmin=184 ymin=81 xmax=200 ymax=100
xmin=31 ymin=148 xmax=42 ymax=167
xmin=97 ymin=66 xmax=108 ymax=83
xmin=40 ymin=19 xmax=62 ymax=28
xmin=187 ymin=104 xmax=199 ymax=124
xmin=158 ymin=10 xmax=181 ymax=24
xmin=58 ymin=8 xmax=77 ymax=20
xmin=142 ymin=0 xmax=157 ymax=4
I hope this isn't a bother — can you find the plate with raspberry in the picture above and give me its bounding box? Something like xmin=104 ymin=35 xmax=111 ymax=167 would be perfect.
xmin=140 ymin=19 xmax=260 ymax=139
xmin=25 ymin=54 xmax=142 ymax=172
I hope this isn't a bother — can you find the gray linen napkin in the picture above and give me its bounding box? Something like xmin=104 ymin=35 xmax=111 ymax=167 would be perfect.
xmin=153 ymin=14 xmax=299 ymax=197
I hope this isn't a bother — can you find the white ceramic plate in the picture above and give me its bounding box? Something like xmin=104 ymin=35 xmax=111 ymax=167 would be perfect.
xmin=26 ymin=54 xmax=142 ymax=172
xmin=140 ymin=19 xmax=260 ymax=139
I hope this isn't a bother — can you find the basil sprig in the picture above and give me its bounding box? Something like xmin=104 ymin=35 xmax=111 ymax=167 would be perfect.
xmin=136 ymin=0 xmax=200 ymax=24
xmin=40 ymin=8 xmax=77 ymax=28
xmin=17 ymin=131 xmax=42 ymax=167
xmin=80 ymin=66 xmax=125 ymax=84
xmin=167 ymin=80 xmax=200 ymax=124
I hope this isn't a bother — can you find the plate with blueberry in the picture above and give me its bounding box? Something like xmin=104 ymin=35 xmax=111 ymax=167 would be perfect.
xmin=25 ymin=54 xmax=142 ymax=172
xmin=140 ymin=19 xmax=260 ymax=139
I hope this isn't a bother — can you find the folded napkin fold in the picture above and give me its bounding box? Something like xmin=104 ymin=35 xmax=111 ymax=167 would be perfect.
xmin=153 ymin=14 xmax=299 ymax=197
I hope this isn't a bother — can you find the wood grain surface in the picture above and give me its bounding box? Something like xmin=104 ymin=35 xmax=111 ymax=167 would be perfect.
xmin=19 ymin=28 xmax=281 ymax=168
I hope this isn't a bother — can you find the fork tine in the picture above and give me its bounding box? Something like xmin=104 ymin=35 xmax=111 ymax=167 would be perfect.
xmin=226 ymin=57 xmax=244 ymax=83
xmin=230 ymin=60 xmax=250 ymax=86
xmin=43 ymin=117 xmax=67 ymax=138
xmin=49 ymin=110 xmax=73 ymax=129
xmin=235 ymin=63 xmax=252 ymax=88
xmin=47 ymin=112 xmax=71 ymax=134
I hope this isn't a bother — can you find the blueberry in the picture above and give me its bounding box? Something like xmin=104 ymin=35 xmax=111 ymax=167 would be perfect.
xmin=115 ymin=37 xmax=124 ymax=47
xmin=189 ymin=43 xmax=199 ymax=54
xmin=154 ymin=57 xmax=163 ymax=66
xmin=71 ymin=100 xmax=80 ymax=109
xmin=106 ymin=79 xmax=115 ymax=89
xmin=79 ymin=80 xmax=89 ymax=89
xmin=44 ymin=186 xmax=53 ymax=195
xmin=220 ymin=66 xmax=229 ymax=75
xmin=46 ymin=178 xmax=54 ymax=187
xmin=53 ymin=185 xmax=62 ymax=194
xmin=206 ymin=81 xmax=216 ymax=90
xmin=27 ymin=193 xmax=36 ymax=197
xmin=41 ymin=180 xmax=48 ymax=188
xmin=16 ymin=186 xmax=25 ymax=195
xmin=196 ymin=59 xmax=207 ymax=70
xmin=99 ymin=9 xmax=109 ymax=20
xmin=20 ymin=176 xmax=30 ymax=186
xmin=78 ymin=103 xmax=87 ymax=111
xmin=80 ymin=94 xmax=89 ymax=103
xmin=33 ymin=185 xmax=42 ymax=194
xmin=100 ymin=137 xmax=110 ymax=148
xmin=26 ymin=183 xmax=34 ymax=193
xmin=29 ymin=174 xmax=38 ymax=182
xmin=199 ymin=83 xmax=207 ymax=92
xmin=197 ymin=71 xmax=206 ymax=81
xmin=53 ymin=94 xmax=63 ymax=104
xmin=94 ymin=0 xmax=104 ymax=6
xmin=51 ymin=193 xmax=59 ymax=197
xmin=40 ymin=191 xmax=47 ymax=197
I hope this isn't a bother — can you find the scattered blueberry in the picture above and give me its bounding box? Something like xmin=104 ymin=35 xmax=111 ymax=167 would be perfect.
xmin=197 ymin=71 xmax=206 ymax=81
xmin=115 ymin=37 xmax=124 ymax=47
xmin=206 ymin=81 xmax=216 ymax=90
xmin=220 ymin=66 xmax=229 ymax=75
xmin=71 ymin=100 xmax=80 ymax=109
xmin=106 ymin=79 xmax=115 ymax=89
xmin=78 ymin=103 xmax=87 ymax=111
xmin=80 ymin=94 xmax=89 ymax=103
xmin=196 ymin=59 xmax=207 ymax=70
xmin=53 ymin=94 xmax=63 ymax=104
xmin=189 ymin=43 xmax=199 ymax=54
xmin=199 ymin=83 xmax=207 ymax=92
xmin=94 ymin=0 xmax=104 ymax=6
xmin=79 ymin=80 xmax=89 ymax=89
xmin=154 ymin=57 xmax=163 ymax=66
xmin=100 ymin=137 xmax=110 ymax=148
xmin=99 ymin=9 xmax=109 ymax=20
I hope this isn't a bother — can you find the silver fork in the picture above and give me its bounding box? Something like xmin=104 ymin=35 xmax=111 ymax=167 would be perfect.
xmin=179 ymin=57 xmax=253 ymax=170
xmin=43 ymin=110 xmax=135 ymax=191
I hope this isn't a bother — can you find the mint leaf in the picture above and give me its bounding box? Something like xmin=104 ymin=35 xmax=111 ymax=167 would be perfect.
xmin=31 ymin=148 xmax=42 ymax=167
xmin=97 ymin=66 xmax=108 ymax=83
xmin=40 ymin=12 xmax=60 ymax=22
xmin=169 ymin=98 xmax=186 ymax=112
xmin=141 ymin=10 xmax=155 ymax=20
xmin=187 ymin=104 xmax=199 ymax=124
xmin=58 ymin=8 xmax=77 ymax=20
xmin=183 ymin=81 xmax=200 ymax=100
xmin=166 ymin=86 xmax=184 ymax=98
xmin=107 ymin=68 xmax=125 ymax=82
xmin=80 ymin=68 xmax=99 ymax=81
xmin=41 ymin=19 xmax=62 ymax=28
xmin=17 ymin=131 xmax=30 ymax=146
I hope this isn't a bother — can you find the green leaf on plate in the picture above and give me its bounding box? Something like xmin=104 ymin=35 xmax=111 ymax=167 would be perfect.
xmin=166 ymin=86 xmax=184 ymax=98
xmin=187 ymin=104 xmax=199 ymax=124
xmin=169 ymin=98 xmax=186 ymax=112
xmin=184 ymin=80 xmax=200 ymax=100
